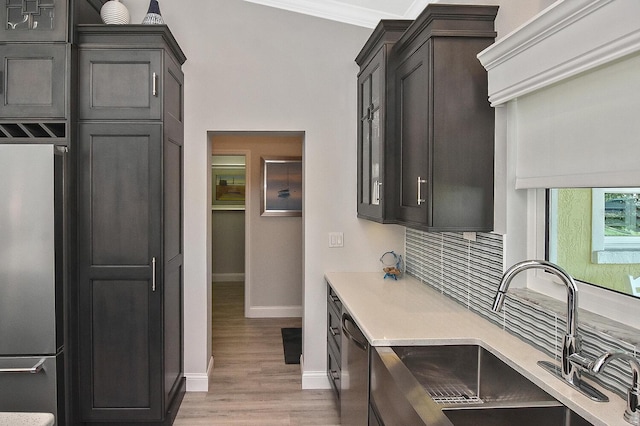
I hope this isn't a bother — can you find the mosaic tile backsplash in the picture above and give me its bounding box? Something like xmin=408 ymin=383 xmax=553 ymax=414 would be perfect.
xmin=404 ymin=228 xmax=639 ymax=399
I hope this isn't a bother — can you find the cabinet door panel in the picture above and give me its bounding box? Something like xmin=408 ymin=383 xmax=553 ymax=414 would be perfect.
xmin=431 ymin=38 xmax=495 ymax=230
xmin=396 ymin=42 xmax=431 ymax=225
xmin=163 ymin=265 xmax=182 ymax=399
xmin=164 ymin=128 xmax=182 ymax=262
xmin=0 ymin=44 xmax=66 ymax=118
xmin=165 ymin=62 xmax=183 ymax=125
xmin=78 ymin=122 xmax=163 ymax=422
xmin=163 ymin=136 xmax=183 ymax=402
xmin=92 ymin=279 xmax=151 ymax=409
xmin=90 ymin=134 xmax=150 ymax=264
xmin=78 ymin=49 xmax=163 ymax=120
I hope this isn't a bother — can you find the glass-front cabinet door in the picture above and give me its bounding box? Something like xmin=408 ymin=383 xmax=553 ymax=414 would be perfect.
xmin=2 ymin=0 xmax=68 ymax=42
xmin=357 ymin=48 xmax=384 ymax=220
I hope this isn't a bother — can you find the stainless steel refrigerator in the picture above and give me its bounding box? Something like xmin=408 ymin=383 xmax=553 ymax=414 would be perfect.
xmin=0 ymin=144 xmax=65 ymax=424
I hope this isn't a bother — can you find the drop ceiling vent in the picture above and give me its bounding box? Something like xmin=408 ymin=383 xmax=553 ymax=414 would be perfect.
xmin=478 ymin=0 xmax=640 ymax=189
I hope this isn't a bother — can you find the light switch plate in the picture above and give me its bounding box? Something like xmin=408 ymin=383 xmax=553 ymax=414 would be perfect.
xmin=329 ymin=232 xmax=344 ymax=248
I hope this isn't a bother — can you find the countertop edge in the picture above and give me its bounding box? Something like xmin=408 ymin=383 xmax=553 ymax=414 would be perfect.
xmin=324 ymin=271 xmax=627 ymax=426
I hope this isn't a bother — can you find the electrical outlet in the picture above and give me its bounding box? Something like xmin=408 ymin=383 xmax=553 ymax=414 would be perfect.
xmin=329 ymin=232 xmax=344 ymax=248
xmin=463 ymin=232 xmax=477 ymax=242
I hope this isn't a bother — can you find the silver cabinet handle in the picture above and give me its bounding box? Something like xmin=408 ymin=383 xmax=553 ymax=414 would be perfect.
xmin=152 ymin=257 xmax=157 ymax=292
xmin=373 ymin=180 xmax=382 ymax=204
xmin=417 ymin=176 xmax=427 ymax=205
xmin=152 ymin=72 xmax=158 ymax=97
xmin=0 ymin=358 xmax=45 ymax=374
xmin=329 ymin=326 xmax=339 ymax=336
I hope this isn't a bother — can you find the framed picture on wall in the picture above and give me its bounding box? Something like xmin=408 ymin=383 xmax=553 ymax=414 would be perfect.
xmin=212 ymin=165 xmax=246 ymax=210
xmin=261 ymin=157 xmax=302 ymax=217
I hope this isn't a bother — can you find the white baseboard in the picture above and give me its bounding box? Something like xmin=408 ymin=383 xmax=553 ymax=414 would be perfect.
xmin=302 ymin=370 xmax=331 ymax=390
xmin=184 ymin=356 xmax=213 ymax=392
xmin=212 ymin=273 xmax=245 ymax=282
xmin=246 ymin=305 xmax=303 ymax=318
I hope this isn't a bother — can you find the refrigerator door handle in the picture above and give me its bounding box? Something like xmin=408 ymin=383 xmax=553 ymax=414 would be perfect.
xmin=0 ymin=358 xmax=46 ymax=374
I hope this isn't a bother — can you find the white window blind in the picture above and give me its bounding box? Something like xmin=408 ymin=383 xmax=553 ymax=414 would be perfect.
xmin=514 ymin=52 xmax=640 ymax=189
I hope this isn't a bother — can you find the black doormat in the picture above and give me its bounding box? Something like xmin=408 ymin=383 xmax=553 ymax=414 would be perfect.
xmin=281 ymin=327 xmax=302 ymax=364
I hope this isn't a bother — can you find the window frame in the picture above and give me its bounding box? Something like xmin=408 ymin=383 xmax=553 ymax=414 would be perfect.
xmin=528 ymin=189 xmax=640 ymax=330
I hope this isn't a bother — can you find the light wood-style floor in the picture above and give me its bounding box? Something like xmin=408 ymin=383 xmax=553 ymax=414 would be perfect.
xmin=174 ymin=282 xmax=340 ymax=425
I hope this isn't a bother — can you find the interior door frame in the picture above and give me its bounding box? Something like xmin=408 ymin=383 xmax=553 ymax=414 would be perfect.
xmin=209 ymin=147 xmax=252 ymax=316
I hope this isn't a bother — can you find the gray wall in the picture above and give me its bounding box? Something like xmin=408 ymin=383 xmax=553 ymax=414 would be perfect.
xmin=211 ymin=210 xmax=245 ymax=281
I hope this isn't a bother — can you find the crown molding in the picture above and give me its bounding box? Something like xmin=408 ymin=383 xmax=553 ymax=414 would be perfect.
xmin=477 ymin=0 xmax=640 ymax=106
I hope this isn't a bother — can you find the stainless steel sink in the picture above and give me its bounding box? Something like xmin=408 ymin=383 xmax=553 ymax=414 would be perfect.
xmin=393 ymin=345 xmax=555 ymax=406
xmin=444 ymin=405 xmax=594 ymax=426
xmin=371 ymin=345 xmax=594 ymax=426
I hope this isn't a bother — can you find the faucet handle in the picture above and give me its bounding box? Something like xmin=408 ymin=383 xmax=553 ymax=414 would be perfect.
xmin=589 ymin=351 xmax=640 ymax=426
xmin=567 ymin=353 xmax=592 ymax=371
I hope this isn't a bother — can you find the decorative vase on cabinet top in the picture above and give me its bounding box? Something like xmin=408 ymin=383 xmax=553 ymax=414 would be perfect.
xmin=100 ymin=0 xmax=130 ymax=25
xmin=142 ymin=0 xmax=164 ymax=25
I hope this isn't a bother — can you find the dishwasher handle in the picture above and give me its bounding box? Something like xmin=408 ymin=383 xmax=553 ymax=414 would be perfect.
xmin=0 ymin=358 xmax=46 ymax=374
xmin=342 ymin=313 xmax=368 ymax=351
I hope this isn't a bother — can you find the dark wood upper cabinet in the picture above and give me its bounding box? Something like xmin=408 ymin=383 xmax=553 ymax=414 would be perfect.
xmin=356 ymin=5 xmax=498 ymax=232
xmin=1 ymin=0 xmax=68 ymax=42
xmin=356 ymin=20 xmax=411 ymax=223
xmin=0 ymin=44 xmax=67 ymax=120
xmin=392 ymin=5 xmax=498 ymax=232
xmin=77 ymin=48 xmax=164 ymax=121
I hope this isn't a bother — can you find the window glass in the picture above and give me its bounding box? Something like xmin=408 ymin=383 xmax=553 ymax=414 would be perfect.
xmin=547 ymin=188 xmax=640 ymax=297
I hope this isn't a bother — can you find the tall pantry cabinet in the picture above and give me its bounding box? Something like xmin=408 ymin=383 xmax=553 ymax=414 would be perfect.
xmin=75 ymin=25 xmax=186 ymax=425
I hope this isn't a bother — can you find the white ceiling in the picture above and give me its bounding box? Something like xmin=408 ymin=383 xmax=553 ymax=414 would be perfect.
xmin=241 ymin=0 xmax=434 ymax=28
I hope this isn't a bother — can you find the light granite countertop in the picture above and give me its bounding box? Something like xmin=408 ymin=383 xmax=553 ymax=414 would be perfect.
xmin=324 ymin=271 xmax=629 ymax=426
xmin=0 ymin=413 xmax=54 ymax=426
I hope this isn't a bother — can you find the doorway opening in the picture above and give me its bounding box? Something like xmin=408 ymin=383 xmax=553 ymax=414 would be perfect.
xmin=209 ymin=131 xmax=304 ymax=321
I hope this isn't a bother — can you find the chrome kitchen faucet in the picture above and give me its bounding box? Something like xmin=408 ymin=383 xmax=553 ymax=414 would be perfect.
xmin=492 ymin=260 xmax=608 ymax=402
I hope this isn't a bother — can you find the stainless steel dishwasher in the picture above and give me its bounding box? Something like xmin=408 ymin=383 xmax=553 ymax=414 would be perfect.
xmin=341 ymin=312 xmax=369 ymax=425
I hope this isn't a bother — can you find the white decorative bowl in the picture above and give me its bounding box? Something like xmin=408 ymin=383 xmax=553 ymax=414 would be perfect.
xmin=100 ymin=0 xmax=130 ymax=25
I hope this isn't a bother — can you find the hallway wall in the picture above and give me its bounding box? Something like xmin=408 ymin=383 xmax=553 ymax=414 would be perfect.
xmin=211 ymin=210 xmax=245 ymax=281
